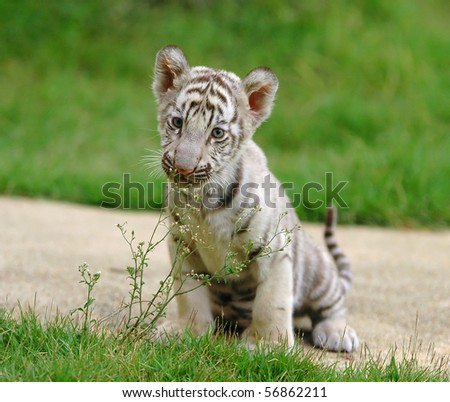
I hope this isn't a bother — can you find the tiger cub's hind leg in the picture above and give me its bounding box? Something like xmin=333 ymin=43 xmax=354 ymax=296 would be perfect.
xmin=308 ymin=270 xmax=359 ymax=352
xmin=312 ymin=317 xmax=359 ymax=353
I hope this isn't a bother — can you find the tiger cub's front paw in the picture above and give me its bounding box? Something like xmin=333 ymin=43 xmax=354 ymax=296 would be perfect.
xmin=242 ymin=325 xmax=295 ymax=350
xmin=312 ymin=317 xmax=359 ymax=352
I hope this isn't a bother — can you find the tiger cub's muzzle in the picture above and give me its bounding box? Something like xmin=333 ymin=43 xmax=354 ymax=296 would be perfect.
xmin=161 ymin=152 xmax=212 ymax=184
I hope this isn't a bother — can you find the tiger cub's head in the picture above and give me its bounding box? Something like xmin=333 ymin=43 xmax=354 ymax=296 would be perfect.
xmin=152 ymin=45 xmax=278 ymax=184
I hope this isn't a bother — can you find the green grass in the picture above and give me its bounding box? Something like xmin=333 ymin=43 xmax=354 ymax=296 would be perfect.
xmin=1 ymin=0 xmax=449 ymax=226
xmin=1 ymin=309 xmax=447 ymax=382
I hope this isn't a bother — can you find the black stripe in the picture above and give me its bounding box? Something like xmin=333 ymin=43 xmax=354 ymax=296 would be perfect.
xmin=213 ymin=291 xmax=233 ymax=305
xmin=209 ymin=85 xmax=229 ymax=105
xmin=230 ymin=304 xmax=252 ymax=319
xmin=228 ymin=130 xmax=239 ymax=153
xmin=237 ymin=119 xmax=245 ymax=147
xmin=327 ymin=242 xmax=338 ymax=253
xmin=178 ymin=100 xmax=187 ymax=113
xmin=230 ymin=283 xmax=256 ymax=298
xmin=215 ymin=102 xmax=224 ymax=117
xmin=248 ymin=245 xmax=263 ymax=261
xmin=308 ymin=280 xmax=331 ymax=304
xmin=186 ymin=86 xmax=208 ymax=95
xmin=170 ymin=209 xmax=180 ymax=223
xmin=315 ymin=294 xmax=344 ymax=319
xmin=162 ymin=153 xmax=174 ymax=172
xmin=294 ymin=306 xmax=310 ymax=318
xmin=205 ymin=101 xmax=216 ymax=128
xmin=236 ymin=293 xmax=256 ymax=303
xmin=324 ymin=229 xmax=334 ymax=238
xmin=185 ymin=100 xmax=201 ymax=121
xmin=213 ymin=88 xmax=228 ymax=105
xmin=191 ymin=75 xmax=212 ymax=85
xmin=230 ymin=109 xmax=238 ymax=124
xmin=339 ymin=271 xmax=352 ymax=283
xmin=213 ymin=74 xmax=233 ymax=97
xmin=216 ymin=158 xmax=243 ymax=210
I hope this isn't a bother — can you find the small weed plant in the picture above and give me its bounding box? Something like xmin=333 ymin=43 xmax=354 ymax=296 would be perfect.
xmin=71 ymin=188 xmax=299 ymax=342
xmin=70 ymin=263 xmax=101 ymax=334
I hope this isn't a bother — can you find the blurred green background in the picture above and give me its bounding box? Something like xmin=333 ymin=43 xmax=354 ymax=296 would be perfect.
xmin=1 ymin=0 xmax=448 ymax=227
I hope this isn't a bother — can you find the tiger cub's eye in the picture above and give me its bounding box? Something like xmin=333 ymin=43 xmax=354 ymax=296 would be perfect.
xmin=211 ymin=127 xmax=225 ymax=139
xmin=172 ymin=117 xmax=183 ymax=128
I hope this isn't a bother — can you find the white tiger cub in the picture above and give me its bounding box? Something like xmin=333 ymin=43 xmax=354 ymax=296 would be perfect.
xmin=152 ymin=45 xmax=359 ymax=352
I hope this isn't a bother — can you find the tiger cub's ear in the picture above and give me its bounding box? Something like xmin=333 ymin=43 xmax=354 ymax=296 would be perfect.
xmin=242 ymin=67 xmax=279 ymax=128
xmin=153 ymin=45 xmax=190 ymax=103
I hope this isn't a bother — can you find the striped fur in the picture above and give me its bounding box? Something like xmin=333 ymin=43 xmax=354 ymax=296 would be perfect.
xmin=325 ymin=206 xmax=352 ymax=295
xmin=152 ymin=46 xmax=359 ymax=352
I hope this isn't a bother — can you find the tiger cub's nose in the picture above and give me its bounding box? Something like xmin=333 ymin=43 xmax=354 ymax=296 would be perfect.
xmin=175 ymin=164 xmax=194 ymax=176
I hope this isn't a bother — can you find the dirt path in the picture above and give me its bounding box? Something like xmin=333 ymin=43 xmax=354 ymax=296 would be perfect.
xmin=1 ymin=196 xmax=449 ymax=367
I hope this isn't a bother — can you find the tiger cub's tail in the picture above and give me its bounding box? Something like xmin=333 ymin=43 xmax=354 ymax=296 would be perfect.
xmin=324 ymin=206 xmax=352 ymax=295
